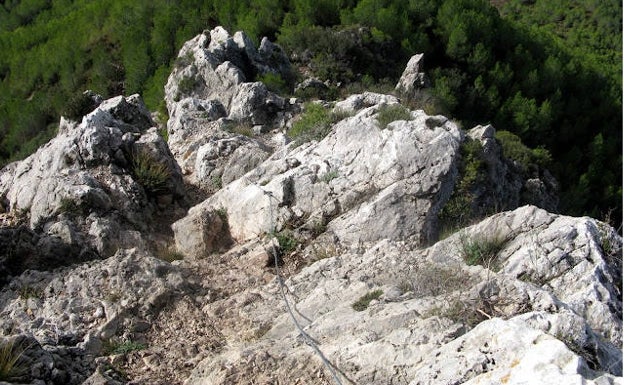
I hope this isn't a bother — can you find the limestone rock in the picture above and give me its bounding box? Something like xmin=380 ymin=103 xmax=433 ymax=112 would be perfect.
xmin=395 ymin=53 xmax=428 ymax=96
xmin=333 ymin=91 xmax=400 ymax=113
xmin=0 ymin=94 xmax=186 ymax=281
xmin=173 ymin=97 xmax=463 ymax=255
xmin=164 ymin=26 xmax=298 ymax=187
xmin=466 ymin=124 xmax=558 ymax=215
xmin=185 ymin=206 xmax=622 ymax=384
xmin=0 ymin=248 xmax=188 ymax=383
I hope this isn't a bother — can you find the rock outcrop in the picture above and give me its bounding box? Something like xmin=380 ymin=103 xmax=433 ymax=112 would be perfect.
xmin=0 ymin=93 xmax=186 ymax=281
xmin=172 ymin=96 xmax=462 ymax=256
xmin=185 ymin=206 xmax=622 ymax=385
xmin=395 ymin=53 xmax=428 ymax=97
xmin=0 ymin=26 xmax=620 ymax=385
xmin=164 ymin=27 xmax=299 ymax=188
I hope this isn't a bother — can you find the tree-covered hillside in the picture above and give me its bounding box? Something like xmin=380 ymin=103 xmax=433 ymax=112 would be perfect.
xmin=0 ymin=0 xmax=621 ymax=222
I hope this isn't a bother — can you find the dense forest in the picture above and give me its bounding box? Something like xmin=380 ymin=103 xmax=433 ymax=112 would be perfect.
xmin=0 ymin=0 xmax=621 ymax=223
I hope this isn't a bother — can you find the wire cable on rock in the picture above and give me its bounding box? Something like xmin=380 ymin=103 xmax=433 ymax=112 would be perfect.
xmin=264 ymin=189 xmax=344 ymax=385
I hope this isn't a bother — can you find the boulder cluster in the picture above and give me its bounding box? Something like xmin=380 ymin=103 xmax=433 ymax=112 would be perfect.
xmin=0 ymin=27 xmax=620 ymax=385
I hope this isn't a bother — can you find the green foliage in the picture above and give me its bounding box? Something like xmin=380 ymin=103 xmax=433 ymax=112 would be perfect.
xmin=352 ymin=289 xmax=383 ymax=311
xmin=256 ymin=72 xmax=290 ymax=95
xmin=102 ymin=340 xmax=146 ymax=356
xmin=130 ymin=149 xmax=171 ymax=196
xmin=495 ymin=130 xmax=552 ymax=172
xmin=319 ymin=170 xmax=339 ymax=183
xmin=156 ymin=248 xmax=185 ymax=263
xmin=174 ymin=74 xmax=199 ymax=101
xmin=224 ymin=121 xmax=255 ymax=137
xmin=210 ymin=175 xmax=223 ymax=191
xmin=438 ymin=138 xmax=487 ymax=231
xmin=459 ymin=233 xmax=506 ymax=271
xmin=215 ymin=207 xmax=228 ymax=224
xmin=275 ymin=230 xmax=299 ymax=254
xmin=0 ymin=340 xmax=28 ymax=382
xmin=376 ymin=104 xmax=412 ymax=129
xmin=58 ymin=197 xmax=85 ymax=217
xmin=288 ymin=102 xmax=334 ymax=142
xmin=18 ymin=285 xmax=43 ymax=300
xmin=61 ymin=92 xmax=100 ymax=121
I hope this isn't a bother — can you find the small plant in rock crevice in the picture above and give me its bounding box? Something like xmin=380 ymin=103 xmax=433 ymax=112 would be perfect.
xmin=224 ymin=121 xmax=255 ymax=137
xmin=102 ymin=339 xmax=146 ymax=356
xmin=18 ymin=285 xmax=42 ymax=300
xmin=352 ymin=289 xmax=383 ymax=311
xmin=405 ymin=262 xmax=470 ymax=298
xmin=438 ymin=138 xmax=488 ymax=236
xmin=274 ymin=230 xmax=300 ymax=255
xmin=459 ymin=233 xmax=507 ymax=272
xmin=174 ymin=73 xmax=200 ymax=101
xmin=0 ymin=340 xmax=28 ymax=381
xmin=58 ymin=197 xmax=85 ymax=217
xmin=288 ymin=102 xmax=353 ymax=143
xmin=129 ymin=149 xmax=171 ymax=196
xmin=319 ymin=170 xmax=339 ymax=183
xmin=156 ymin=248 xmax=185 ymax=263
xmin=256 ymin=72 xmax=291 ymax=95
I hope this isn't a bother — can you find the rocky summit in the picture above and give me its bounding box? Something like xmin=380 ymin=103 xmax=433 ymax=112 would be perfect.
xmin=0 ymin=27 xmax=621 ymax=385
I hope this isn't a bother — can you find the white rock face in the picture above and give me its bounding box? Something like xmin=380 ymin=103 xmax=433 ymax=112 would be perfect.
xmin=395 ymin=53 xmax=427 ymax=96
xmin=185 ymin=206 xmax=622 ymax=384
xmin=164 ymin=27 xmax=297 ymax=187
xmin=173 ymin=99 xmax=463 ymax=257
xmin=0 ymin=94 xmax=186 ymax=280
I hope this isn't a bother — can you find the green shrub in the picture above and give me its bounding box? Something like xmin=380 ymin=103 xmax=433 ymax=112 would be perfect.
xmin=174 ymin=75 xmax=199 ymax=101
xmin=438 ymin=138 xmax=487 ymax=232
xmin=459 ymin=233 xmax=507 ymax=271
xmin=352 ymin=289 xmax=383 ymax=311
xmin=256 ymin=72 xmax=290 ymax=95
xmin=58 ymin=197 xmax=87 ymax=217
xmin=275 ymin=230 xmax=299 ymax=254
xmin=319 ymin=170 xmax=339 ymax=183
xmin=215 ymin=207 xmax=228 ymax=225
xmin=289 ymin=103 xmax=333 ymax=142
xmin=495 ymin=130 xmax=552 ymax=171
xmin=102 ymin=340 xmax=146 ymax=356
xmin=62 ymin=92 xmax=100 ymax=121
xmin=224 ymin=121 xmax=254 ymax=137
xmin=18 ymin=285 xmax=42 ymax=300
xmin=157 ymin=127 xmax=169 ymax=142
xmin=174 ymin=51 xmax=195 ymax=69
xmin=0 ymin=340 xmax=27 ymax=381
xmin=210 ymin=175 xmax=223 ymax=191
xmin=130 ymin=150 xmax=171 ymax=195
xmin=289 ymin=103 xmax=352 ymax=143
xmin=376 ymin=104 xmax=412 ymax=129
xmin=156 ymin=248 xmax=184 ymax=263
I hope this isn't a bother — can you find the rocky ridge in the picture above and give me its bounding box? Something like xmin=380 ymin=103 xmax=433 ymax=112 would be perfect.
xmin=0 ymin=27 xmax=620 ymax=385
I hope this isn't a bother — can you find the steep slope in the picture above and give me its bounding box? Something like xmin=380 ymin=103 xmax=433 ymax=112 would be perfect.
xmin=0 ymin=27 xmax=620 ymax=385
